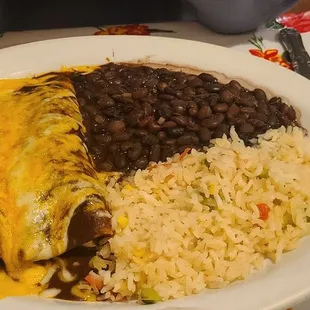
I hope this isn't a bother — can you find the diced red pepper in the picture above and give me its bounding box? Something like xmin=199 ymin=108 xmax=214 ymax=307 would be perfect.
xmin=257 ymin=203 xmax=270 ymax=220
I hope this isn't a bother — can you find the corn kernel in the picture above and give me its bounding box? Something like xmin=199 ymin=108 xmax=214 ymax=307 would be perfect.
xmin=117 ymin=215 xmax=129 ymax=229
xmin=209 ymin=184 xmax=217 ymax=195
xmin=123 ymin=184 xmax=134 ymax=191
xmin=133 ymin=247 xmax=145 ymax=257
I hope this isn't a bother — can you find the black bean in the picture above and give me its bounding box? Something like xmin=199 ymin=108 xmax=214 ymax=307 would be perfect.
xmin=167 ymin=127 xmax=185 ymax=138
xmin=158 ymin=94 xmax=175 ymax=101
xmin=199 ymin=73 xmax=217 ymax=83
xmin=157 ymin=82 xmax=168 ymax=92
xmin=213 ymin=103 xmax=229 ymax=113
xmin=189 ymin=107 xmax=198 ymax=116
xmin=165 ymin=87 xmax=176 ymax=95
xmin=145 ymin=78 xmax=159 ymax=88
xmin=195 ymin=93 xmax=209 ymax=101
xmin=198 ymin=128 xmax=212 ymax=142
xmin=78 ymin=97 xmax=87 ymax=107
xmin=87 ymin=72 xmax=101 ymax=83
xmin=93 ymin=114 xmax=105 ymax=124
xmin=148 ymin=122 xmax=161 ymax=133
xmin=201 ymin=114 xmax=224 ymax=129
xmin=127 ymin=143 xmax=142 ymax=161
xmin=164 ymin=138 xmax=177 ymax=145
xmin=114 ymin=154 xmax=127 ymax=169
xmin=150 ymin=145 xmax=161 ymax=162
xmin=157 ymin=131 xmax=167 ymax=141
xmin=107 ymin=120 xmax=126 ymax=133
xmin=175 ymin=73 xmax=188 ymax=84
xmin=248 ymin=119 xmax=265 ymax=128
xmin=183 ymin=87 xmax=196 ymax=97
xmin=134 ymin=129 xmax=148 ymax=137
xmin=213 ymin=124 xmax=229 ymax=139
xmin=142 ymin=134 xmax=158 ymax=145
xmin=250 ymin=113 xmax=268 ymax=122
xmin=196 ymin=88 xmax=207 ymax=95
xmin=229 ymin=80 xmax=242 ymax=90
xmin=279 ymin=103 xmax=290 ymax=115
xmin=187 ymin=76 xmax=203 ymax=88
xmin=196 ymin=100 xmax=209 ymax=108
xmin=97 ymin=95 xmax=115 ymax=108
xmin=95 ymin=79 xmax=108 ymax=88
xmin=102 ymin=107 xmax=121 ymax=118
xmin=228 ymin=104 xmax=240 ymax=116
xmin=254 ymin=88 xmax=267 ymax=102
xmin=95 ymin=134 xmax=112 ymax=145
xmin=142 ymin=103 xmax=154 ymax=117
xmin=187 ymin=122 xmax=200 ymax=132
xmin=240 ymin=107 xmax=255 ymax=114
xmin=120 ymin=141 xmax=134 ymax=152
xmin=237 ymin=97 xmax=257 ymax=108
xmin=179 ymin=145 xmax=194 ymax=153
xmin=239 ymin=123 xmax=255 ymax=134
xmin=269 ymin=105 xmax=278 ymax=114
xmin=112 ymin=132 xmax=131 ymax=142
xmin=268 ymin=115 xmax=279 ymax=127
xmin=104 ymin=70 xmax=117 ymax=79
xmin=126 ymin=112 xmax=143 ymax=127
xmin=269 ymin=97 xmax=282 ymax=105
xmin=162 ymin=121 xmax=177 ymax=129
xmin=197 ymin=106 xmax=212 ymax=120
xmin=172 ymin=83 xmax=187 ymax=91
xmin=171 ymin=115 xmax=188 ymax=127
xmin=98 ymin=161 xmax=114 ymax=172
xmin=135 ymin=157 xmax=149 ymax=170
xmin=161 ymin=146 xmax=175 ymax=161
xmin=207 ymin=94 xmax=220 ymax=106
xmin=257 ymin=102 xmax=268 ymax=115
xmin=173 ymin=104 xmax=187 ymax=115
xmin=108 ymin=142 xmax=120 ymax=153
xmin=204 ymin=83 xmax=222 ymax=93
xmin=84 ymin=105 xmax=98 ymax=116
xmin=106 ymin=85 xmax=123 ymax=95
xmin=72 ymin=63 xmax=298 ymax=173
xmin=91 ymin=123 xmax=105 ymax=134
xmin=220 ymin=89 xmax=235 ymax=104
xmin=159 ymin=105 xmax=172 ymax=119
xmin=177 ymin=134 xmax=194 ymax=145
xmin=138 ymin=116 xmax=153 ymax=128
xmin=132 ymin=88 xmax=148 ymax=99
xmin=278 ymin=114 xmax=290 ymax=126
xmin=286 ymin=106 xmax=297 ymax=121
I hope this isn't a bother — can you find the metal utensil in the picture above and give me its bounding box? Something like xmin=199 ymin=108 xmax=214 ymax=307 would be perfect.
xmin=279 ymin=28 xmax=310 ymax=79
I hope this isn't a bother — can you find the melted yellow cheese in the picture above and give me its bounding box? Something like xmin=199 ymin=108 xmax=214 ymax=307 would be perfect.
xmin=0 ymin=73 xmax=111 ymax=274
xmin=0 ymin=264 xmax=47 ymax=299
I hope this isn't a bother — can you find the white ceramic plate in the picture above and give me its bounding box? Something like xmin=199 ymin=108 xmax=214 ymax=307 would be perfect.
xmin=0 ymin=36 xmax=310 ymax=310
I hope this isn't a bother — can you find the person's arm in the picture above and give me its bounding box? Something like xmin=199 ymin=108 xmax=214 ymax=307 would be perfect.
xmin=187 ymin=0 xmax=299 ymax=34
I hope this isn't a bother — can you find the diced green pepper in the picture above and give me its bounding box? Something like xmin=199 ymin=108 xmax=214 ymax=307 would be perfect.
xmin=141 ymin=288 xmax=161 ymax=304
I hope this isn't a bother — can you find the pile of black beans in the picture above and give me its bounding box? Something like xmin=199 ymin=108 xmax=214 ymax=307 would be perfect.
xmin=70 ymin=63 xmax=298 ymax=172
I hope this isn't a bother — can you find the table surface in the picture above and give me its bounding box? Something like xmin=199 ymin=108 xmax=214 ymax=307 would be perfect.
xmin=1 ymin=11 xmax=310 ymax=310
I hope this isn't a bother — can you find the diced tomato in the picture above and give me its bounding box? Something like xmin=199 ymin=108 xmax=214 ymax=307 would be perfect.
xmin=257 ymin=203 xmax=270 ymax=220
xmin=85 ymin=275 xmax=104 ymax=290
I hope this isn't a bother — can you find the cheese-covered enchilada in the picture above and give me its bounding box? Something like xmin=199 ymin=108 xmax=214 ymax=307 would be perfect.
xmin=0 ymin=73 xmax=112 ymax=275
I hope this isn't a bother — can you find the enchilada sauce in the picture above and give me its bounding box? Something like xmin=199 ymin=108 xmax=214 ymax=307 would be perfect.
xmin=48 ymin=247 xmax=96 ymax=301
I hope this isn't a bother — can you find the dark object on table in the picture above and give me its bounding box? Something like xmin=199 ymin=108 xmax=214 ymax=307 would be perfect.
xmin=0 ymin=0 xmax=182 ymax=32
xmin=279 ymin=28 xmax=310 ymax=79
